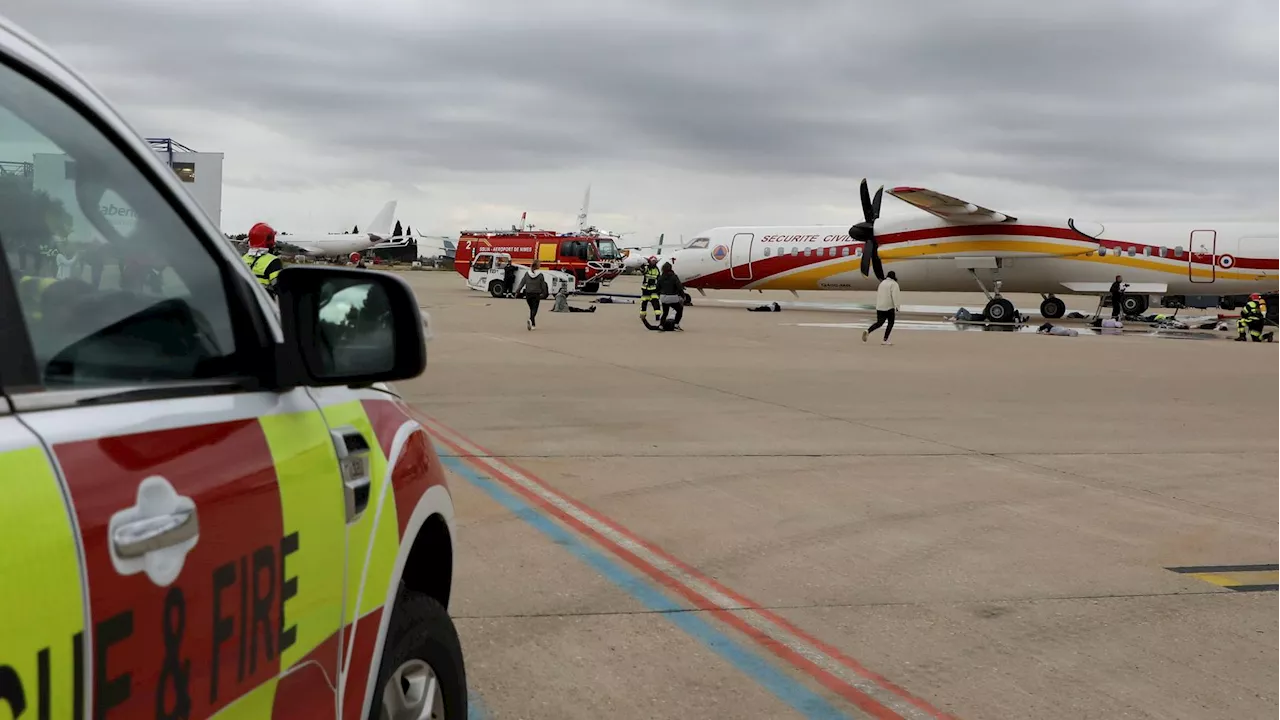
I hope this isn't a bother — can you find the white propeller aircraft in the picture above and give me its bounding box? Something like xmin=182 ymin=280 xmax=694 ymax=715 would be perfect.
xmin=664 ymin=180 xmax=1279 ymax=321
xmin=279 ymin=200 xmax=398 ymax=259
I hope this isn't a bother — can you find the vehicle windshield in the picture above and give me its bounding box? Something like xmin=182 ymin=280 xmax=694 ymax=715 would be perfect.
xmin=596 ymin=239 xmax=620 ymax=259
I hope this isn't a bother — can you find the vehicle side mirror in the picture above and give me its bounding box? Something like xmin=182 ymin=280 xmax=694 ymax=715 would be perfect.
xmin=275 ymin=266 xmax=426 ymax=387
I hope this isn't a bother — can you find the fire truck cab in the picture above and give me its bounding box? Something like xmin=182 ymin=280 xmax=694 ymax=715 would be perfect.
xmin=467 ymin=252 xmax=576 ymax=298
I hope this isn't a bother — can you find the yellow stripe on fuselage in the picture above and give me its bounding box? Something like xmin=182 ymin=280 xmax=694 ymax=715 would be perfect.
xmin=750 ymin=237 xmax=1275 ymax=290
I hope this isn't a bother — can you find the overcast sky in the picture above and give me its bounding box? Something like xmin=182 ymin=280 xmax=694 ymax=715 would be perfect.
xmin=4 ymin=0 xmax=1276 ymax=242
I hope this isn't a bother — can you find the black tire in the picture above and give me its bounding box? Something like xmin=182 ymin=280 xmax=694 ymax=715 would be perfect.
xmin=1219 ymin=296 xmax=1236 ymax=311
xmin=985 ymin=298 xmax=1016 ymax=323
xmin=1121 ymin=294 xmax=1148 ymax=316
xmin=583 ymin=281 xmax=600 ymax=293
xmin=369 ymin=589 xmax=467 ymax=720
xmin=1039 ymin=297 xmax=1066 ymax=320
xmin=682 ymin=292 xmax=693 ymax=306
xmin=488 ymin=280 xmax=505 ymax=298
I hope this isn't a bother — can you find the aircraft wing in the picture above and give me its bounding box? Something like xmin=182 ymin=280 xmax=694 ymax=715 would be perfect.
xmin=888 ymin=187 xmax=1016 ymax=225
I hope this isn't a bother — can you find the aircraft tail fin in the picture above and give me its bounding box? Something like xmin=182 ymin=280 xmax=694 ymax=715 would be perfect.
xmin=366 ymin=200 xmax=398 ymax=237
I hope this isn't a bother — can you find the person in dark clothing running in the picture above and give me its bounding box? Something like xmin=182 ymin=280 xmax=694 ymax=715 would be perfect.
xmin=1109 ymin=275 xmax=1128 ymax=319
xmin=656 ymin=262 xmax=685 ymax=330
xmin=516 ymin=261 xmax=550 ymax=330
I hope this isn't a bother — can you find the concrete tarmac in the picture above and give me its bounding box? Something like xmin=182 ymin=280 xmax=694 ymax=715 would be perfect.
xmin=392 ymin=271 xmax=1278 ymax=720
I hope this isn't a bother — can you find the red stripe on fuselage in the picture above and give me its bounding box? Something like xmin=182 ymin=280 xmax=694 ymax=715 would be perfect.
xmin=684 ymin=224 xmax=1277 ymax=289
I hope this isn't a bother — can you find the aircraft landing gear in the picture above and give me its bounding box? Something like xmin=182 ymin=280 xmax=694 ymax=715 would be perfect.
xmin=985 ymin=297 xmax=1017 ymax=323
xmin=1121 ymin=294 xmax=1149 ymax=316
xmin=969 ymin=269 xmax=1019 ymax=324
xmin=1040 ymin=295 xmax=1066 ymax=320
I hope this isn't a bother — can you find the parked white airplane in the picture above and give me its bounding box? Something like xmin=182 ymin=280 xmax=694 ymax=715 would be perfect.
xmin=280 ymin=200 xmax=398 ymax=258
xmin=664 ymin=180 xmax=1279 ymax=321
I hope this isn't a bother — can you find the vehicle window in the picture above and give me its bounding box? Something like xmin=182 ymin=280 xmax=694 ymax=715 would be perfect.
xmin=473 ymin=255 xmax=491 ymax=272
xmin=0 ymin=60 xmax=241 ymax=389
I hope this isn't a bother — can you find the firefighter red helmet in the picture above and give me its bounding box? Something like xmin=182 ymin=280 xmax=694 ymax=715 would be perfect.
xmin=1250 ymin=293 xmax=1262 ymax=300
xmin=647 ymin=255 xmax=658 ymax=264
xmin=248 ymin=222 xmax=276 ymax=249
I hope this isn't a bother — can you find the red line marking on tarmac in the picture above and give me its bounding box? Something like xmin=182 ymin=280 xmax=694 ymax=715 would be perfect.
xmin=423 ymin=417 xmax=959 ymax=720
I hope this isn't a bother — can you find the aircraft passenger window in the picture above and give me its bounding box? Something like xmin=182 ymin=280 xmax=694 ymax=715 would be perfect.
xmin=1098 ymin=247 xmax=1107 ymax=256
xmin=0 ymin=60 xmax=245 ymax=390
xmin=790 ymin=247 xmax=798 ymax=256
xmin=1127 ymin=247 xmax=1136 ymax=257
xmin=762 ymin=247 xmax=771 ymax=257
xmin=1159 ymin=247 xmax=1168 ymax=257
xmin=803 ymin=248 xmax=812 ymax=257
xmin=1174 ymin=246 xmax=1184 ymax=257
xmin=1143 ymin=247 xmax=1151 ymax=257
xmin=841 ymin=247 xmax=850 ymax=257
xmin=855 ymin=247 xmax=862 ymax=257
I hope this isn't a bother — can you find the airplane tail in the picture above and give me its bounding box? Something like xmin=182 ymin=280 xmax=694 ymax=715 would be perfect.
xmin=366 ymin=200 xmax=397 ymax=237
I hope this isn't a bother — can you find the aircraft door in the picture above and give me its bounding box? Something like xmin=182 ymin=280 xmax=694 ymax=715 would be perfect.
xmin=1189 ymin=229 xmax=1216 ymax=283
xmin=730 ymin=233 xmax=754 ymax=280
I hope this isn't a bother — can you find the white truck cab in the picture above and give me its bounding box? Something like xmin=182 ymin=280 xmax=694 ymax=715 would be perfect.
xmin=467 ymin=251 xmax=575 ymax=298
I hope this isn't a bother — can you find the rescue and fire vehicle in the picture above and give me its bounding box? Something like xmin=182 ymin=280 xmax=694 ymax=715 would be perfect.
xmin=0 ymin=15 xmax=466 ymax=719
xmin=454 ymin=228 xmax=624 ymax=294
xmin=464 ymin=251 xmax=576 ymax=298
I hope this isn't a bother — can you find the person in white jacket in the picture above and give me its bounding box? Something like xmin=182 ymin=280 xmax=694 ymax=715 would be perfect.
xmin=863 ymin=270 xmax=901 ymax=345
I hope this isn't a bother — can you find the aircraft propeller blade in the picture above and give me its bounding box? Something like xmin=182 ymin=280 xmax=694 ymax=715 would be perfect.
xmin=849 ymin=178 xmax=886 ymax=280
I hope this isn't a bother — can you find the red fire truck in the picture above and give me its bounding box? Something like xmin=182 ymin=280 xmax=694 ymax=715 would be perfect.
xmin=454 ymin=228 xmax=625 ymax=293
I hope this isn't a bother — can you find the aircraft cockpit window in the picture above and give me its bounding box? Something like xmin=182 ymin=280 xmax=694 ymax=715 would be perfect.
xmin=1068 ymin=218 xmax=1105 ymax=239
xmin=687 ymin=238 xmax=710 ymax=249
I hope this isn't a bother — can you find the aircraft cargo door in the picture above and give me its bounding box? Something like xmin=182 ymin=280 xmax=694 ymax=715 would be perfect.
xmin=1189 ymin=229 xmax=1216 ymax=283
xmin=730 ymin=233 xmax=754 ymax=280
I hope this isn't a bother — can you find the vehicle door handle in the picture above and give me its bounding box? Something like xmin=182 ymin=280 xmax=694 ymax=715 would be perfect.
xmin=332 ymin=427 xmax=373 ymax=524
xmin=112 ymin=508 xmax=199 ymax=559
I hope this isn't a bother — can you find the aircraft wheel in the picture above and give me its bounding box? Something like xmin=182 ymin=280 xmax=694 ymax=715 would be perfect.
xmin=488 ymin=280 xmax=505 ymax=298
xmin=682 ymin=292 xmax=693 ymax=306
xmin=1121 ymin=294 xmax=1149 ymax=316
xmin=984 ymin=298 xmax=1017 ymax=323
xmin=1040 ymin=297 xmax=1066 ymax=320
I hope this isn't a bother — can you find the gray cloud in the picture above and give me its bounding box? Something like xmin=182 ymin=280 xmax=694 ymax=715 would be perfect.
xmin=3 ymin=0 xmax=1275 ymax=234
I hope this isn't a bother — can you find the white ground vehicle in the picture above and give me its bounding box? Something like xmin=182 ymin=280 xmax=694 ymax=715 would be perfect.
xmin=466 ymin=251 xmax=576 ymax=298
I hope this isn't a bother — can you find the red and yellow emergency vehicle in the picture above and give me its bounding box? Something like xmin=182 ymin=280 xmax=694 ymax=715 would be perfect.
xmin=454 ymin=228 xmax=624 ymax=293
xmin=0 ymin=17 xmax=466 ymax=719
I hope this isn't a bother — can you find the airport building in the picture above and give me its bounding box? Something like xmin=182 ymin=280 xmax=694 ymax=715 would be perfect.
xmin=30 ymin=137 xmax=224 ymax=241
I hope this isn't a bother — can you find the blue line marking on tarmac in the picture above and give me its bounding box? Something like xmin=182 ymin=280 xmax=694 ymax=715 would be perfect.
xmin=468 ymin=690 xmax=489 ymax=719
xmin=439 ymin=452 xmax=851 ymax=720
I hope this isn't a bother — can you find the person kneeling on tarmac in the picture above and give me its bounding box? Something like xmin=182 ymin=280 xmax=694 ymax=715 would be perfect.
xmin=1236 ymin=293 xmax=1273 ymax=342
xmin=655 ymin=262 xmax=685 ymax=331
